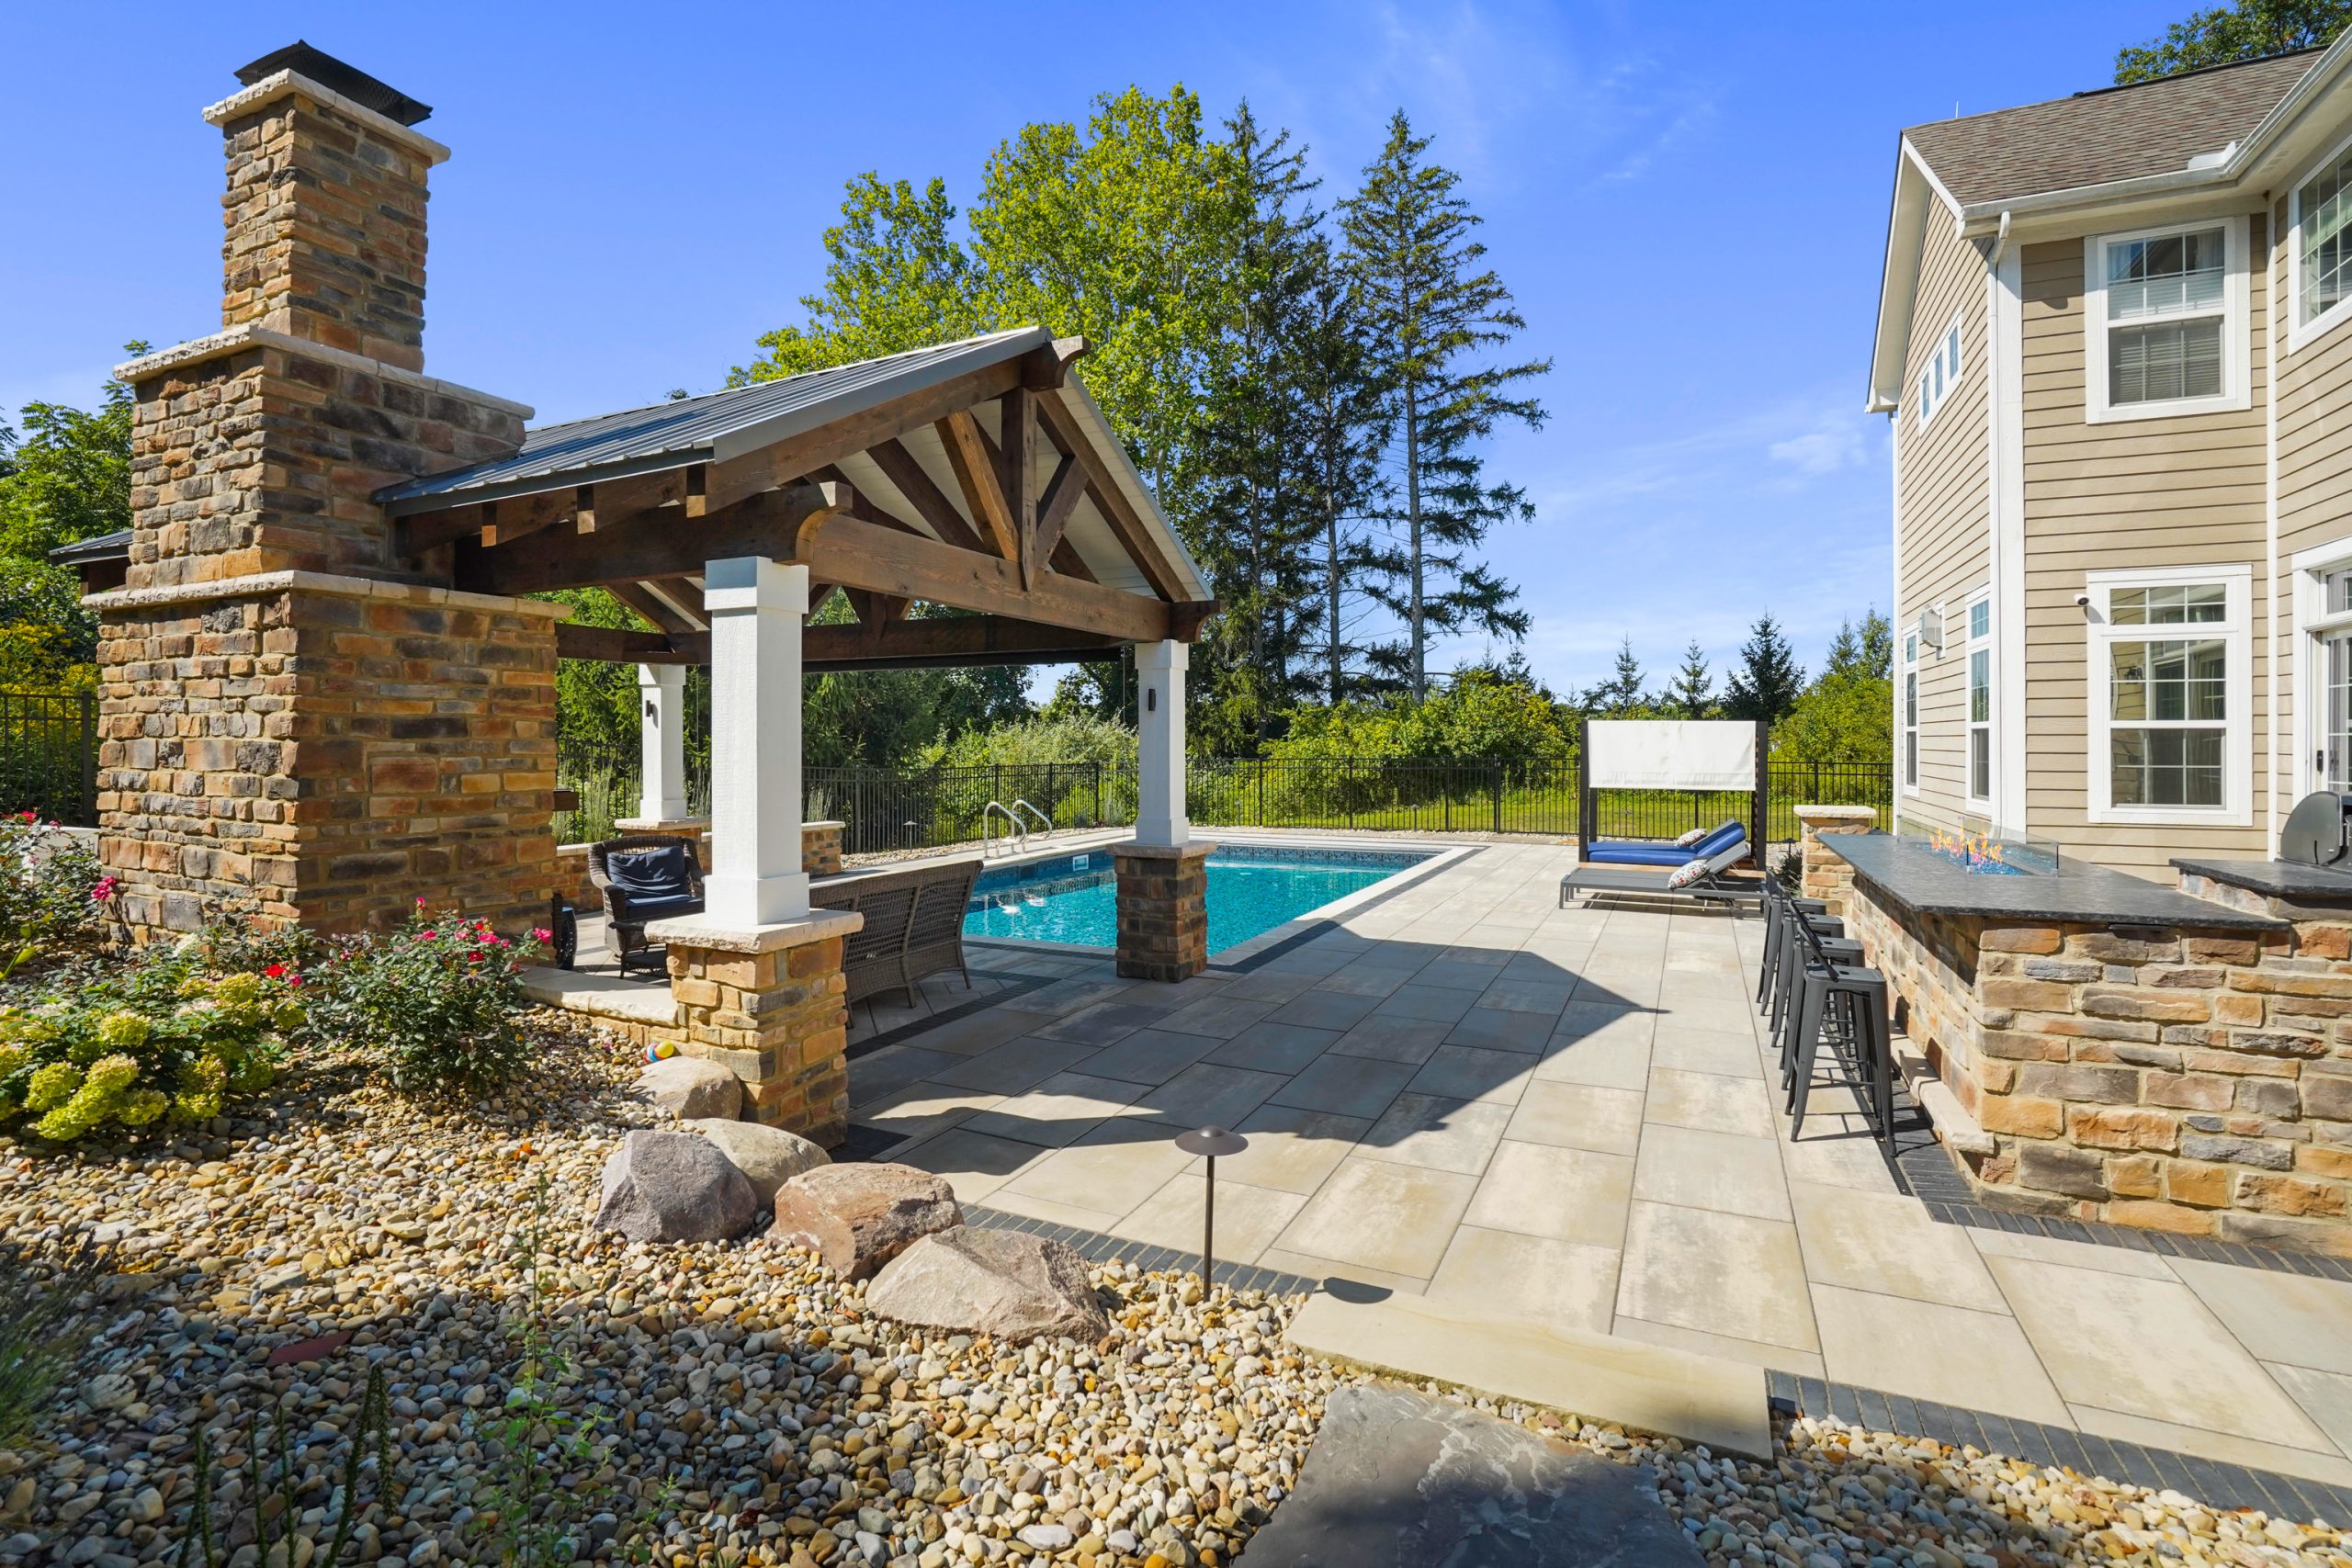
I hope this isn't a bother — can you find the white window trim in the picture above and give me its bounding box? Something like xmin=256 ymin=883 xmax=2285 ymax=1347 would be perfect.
xmin=2085 ymin=562 xmax=2253 ymax=826
xmin=1901 ymin=631 xmax=1920 ymax=796
xmin=2290 ymin=537 xmax=2352 ymax=795
xmin=1917 ymin=311 xmax=1962 ymax=429
xmin=2290 ymin=127 xmax=2352 ymax=354
xmin=2082 ymin=215 xmax=2252 ymax=424
xmin=1964 ymin=590 xmax=1993 ymax=808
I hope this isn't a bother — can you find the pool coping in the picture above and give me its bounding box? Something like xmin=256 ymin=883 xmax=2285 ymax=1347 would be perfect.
xmin=964 ymin=832 xmax=1480 ymax=970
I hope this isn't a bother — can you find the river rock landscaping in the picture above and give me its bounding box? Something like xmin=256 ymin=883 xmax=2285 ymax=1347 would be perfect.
xmin=0 ymin=1021 xmax=2346 ymax=1566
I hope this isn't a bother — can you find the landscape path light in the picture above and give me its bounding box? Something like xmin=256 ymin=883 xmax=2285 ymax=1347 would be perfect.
xmin=1173 ymin=1125 xmax=1249 ymax=1291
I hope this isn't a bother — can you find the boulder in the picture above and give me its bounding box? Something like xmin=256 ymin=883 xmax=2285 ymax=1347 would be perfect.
xmin=636 ymin=1056 xmax=741 ymax=1121
xmin=769 ymin=1163 xmax=960 ymax=1279
xmin=1238 ymin=1382 xmax=1704 ymax=1567
xmin=865 ymin=1226 xmax=1108 ymax=1343
xmin=684 ymin=1117 xmax=829 ymax=1202
xmin=594 ymin=1130 xmax=759 ymax=1244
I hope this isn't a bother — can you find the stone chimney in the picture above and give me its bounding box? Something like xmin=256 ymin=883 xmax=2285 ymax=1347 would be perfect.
xmin=93 ymin=48 xmax=560 ymax=940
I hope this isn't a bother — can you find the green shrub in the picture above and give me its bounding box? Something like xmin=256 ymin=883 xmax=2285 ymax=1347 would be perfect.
xmin=920 ymin=710 xmax=1139 ymax=771
xmin=0 ymin=813 xmax=107 ymax=969
xmin=303 ymin=903 xmax=545 ymax=1095
xmin=0 ymin=949 xmax=300 ymax=1142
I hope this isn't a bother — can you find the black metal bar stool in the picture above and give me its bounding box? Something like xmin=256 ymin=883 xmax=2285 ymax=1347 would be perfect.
xmin=1774 ymin=917 xmax=1863 ymax=1091
xmin=1783 ymin=919 xmax=1894 ymax=1142
xmin=1757 ymin=886 xmax=1829 ymax=1009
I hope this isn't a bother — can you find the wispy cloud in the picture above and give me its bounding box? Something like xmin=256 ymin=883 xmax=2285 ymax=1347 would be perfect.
xmin=1769 ymin=418 xmax=1866 ymax=476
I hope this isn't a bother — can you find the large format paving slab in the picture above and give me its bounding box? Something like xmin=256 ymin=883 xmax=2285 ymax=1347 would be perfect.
xmin=1237 ymin=1382 xmax=1702 ymax=1568
xmin=1286 ymin=1289 xmax=1772 ymax=1458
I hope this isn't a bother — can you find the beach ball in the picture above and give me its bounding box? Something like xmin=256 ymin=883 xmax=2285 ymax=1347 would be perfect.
xmin=644 ymin=1041 xmax=678 ymax=1062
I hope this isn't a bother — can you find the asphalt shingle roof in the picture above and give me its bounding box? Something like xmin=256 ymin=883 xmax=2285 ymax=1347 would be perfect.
xmin=1903 ymin=49 xmax=2322 ymax=208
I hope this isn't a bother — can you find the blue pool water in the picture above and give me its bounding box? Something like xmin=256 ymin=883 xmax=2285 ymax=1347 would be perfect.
xmin=965 ymin=846 xmax=1430 ymax=953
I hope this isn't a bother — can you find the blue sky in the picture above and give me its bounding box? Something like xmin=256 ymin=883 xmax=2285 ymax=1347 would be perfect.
xmin=1 ymin=1 xmax=2195 ymax=698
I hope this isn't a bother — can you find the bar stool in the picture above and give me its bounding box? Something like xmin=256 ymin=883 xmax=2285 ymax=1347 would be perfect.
xmin=1774 ymin=924 xmax=1861 ymax=1089
xmin=1784 ymin=922 xmax=1894 ymax=1142
xmin=1757 ymin=886 xmax=1829 ymax=1009
xmin=1769 ymin=909 xmax=1851 ymax=1041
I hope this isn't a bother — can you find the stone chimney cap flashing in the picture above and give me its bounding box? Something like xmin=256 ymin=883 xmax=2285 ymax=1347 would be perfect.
xmin=234 ymin=40 xmax=433 ymax=125
xmin=203 ymin=69 xmax=452 ymax=166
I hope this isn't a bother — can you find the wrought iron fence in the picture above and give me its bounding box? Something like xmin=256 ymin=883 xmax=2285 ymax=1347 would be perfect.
xmin=0 ymin=693 xmax=96 ymax=826
xmin=548 ymin=745 xmax=1892 ymax=849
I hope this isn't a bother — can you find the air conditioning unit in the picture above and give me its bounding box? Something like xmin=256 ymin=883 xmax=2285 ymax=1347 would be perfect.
xmin=1914 ymin=605 xmax=1944 ymax=656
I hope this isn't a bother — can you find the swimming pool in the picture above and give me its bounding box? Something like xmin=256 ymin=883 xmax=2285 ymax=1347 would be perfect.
xmin=964 ymin=845 xmax=1431 ymax=954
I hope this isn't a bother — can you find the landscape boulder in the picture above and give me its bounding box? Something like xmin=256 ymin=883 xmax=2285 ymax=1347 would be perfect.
xmin=635 ymin=1056 xmax=741 ymax=1121
xmin=684 ymin=1117 xmax=829 ymax=1202
xmin=1238 ymin=1382 xmax=1704 ymax=1567
xmin=594 ymin=1131 xmax=759 ymax=1244
xmin=769 ymin=1163 xmax=960 ymax=1279
xmin=864 ymin=1226 xmax=1109 ymax=1343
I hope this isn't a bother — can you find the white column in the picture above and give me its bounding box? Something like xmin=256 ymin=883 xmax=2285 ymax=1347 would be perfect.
xmin=1135 ymin=639 xmax=1189 ymax=848
xmin=703 ymin=556 xmax=809 ymax=926
xmin=636 ymin=662 xmax=689 ymax=822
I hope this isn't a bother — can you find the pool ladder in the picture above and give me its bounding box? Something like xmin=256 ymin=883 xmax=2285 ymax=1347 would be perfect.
xmin=981 ymin=799 xmax=1055 ymax=859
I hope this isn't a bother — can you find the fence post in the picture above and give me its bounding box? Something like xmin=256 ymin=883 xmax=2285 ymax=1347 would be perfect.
xmin=1491 ymin=761 xmax=1503 ymax=835
xmin=1093 ymin=762 xmax=1102 ymax=828
xmin=1347 ymin=758 xmax=1356 ymax=829
xmin=1257 ymin=757 xmax=1266 ymax=827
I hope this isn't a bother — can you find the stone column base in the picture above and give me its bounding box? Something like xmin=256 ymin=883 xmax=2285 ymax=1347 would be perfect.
xmin=1115 ymin=840 xmax=1214 ymax=982
xmin=648 ymin=908 xmax=864 ymax=1145
xmin=1794 ymin=804 xmax=1879 ymax=915
xmin=802 ymin=820 xmax=845 ymax=876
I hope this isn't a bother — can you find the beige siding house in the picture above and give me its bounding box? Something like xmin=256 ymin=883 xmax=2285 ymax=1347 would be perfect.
xmin=1871 ymin=39 xmax=2352 ymax=878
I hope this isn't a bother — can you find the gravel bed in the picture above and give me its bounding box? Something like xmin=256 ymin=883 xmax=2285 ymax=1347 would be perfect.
xmin=0 ymin=1022 xmax=2346 ymax=1567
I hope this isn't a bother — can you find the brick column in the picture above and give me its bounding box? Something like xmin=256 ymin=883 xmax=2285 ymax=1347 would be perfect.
xmin=650 ymin=908 xmax=863 ymax=1145
xmin=1115 ymin=840 xmax=1214 ymax=982
xmin=1794 ymin=804 xmax=1878 ymax=915
xmin=802 ymin=820 xmax=844 ymax=876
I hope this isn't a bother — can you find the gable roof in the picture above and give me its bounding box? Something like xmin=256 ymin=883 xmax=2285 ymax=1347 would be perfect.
xmin=376 ymin=328 xmax=1047 ymax=509
xmin=1903 ymin=50 xmax=2322 ymax=209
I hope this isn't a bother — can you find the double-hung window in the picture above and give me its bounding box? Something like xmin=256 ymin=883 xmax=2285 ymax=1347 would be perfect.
xmin=1965 ymin=595 xmax=1993 ymax=807
xmin=1917 ymin=315 xmax=1962 ymax=428
xmin=2085 ymin=217 xmax=2248 ymax=422
xmin=1902 ymin=632 xmax=1919 ymax=793
xmin=2086 ymin=565 xmax=2251 ymax=824
xmin=2292 ymin=133 xmax=2352 ymax=349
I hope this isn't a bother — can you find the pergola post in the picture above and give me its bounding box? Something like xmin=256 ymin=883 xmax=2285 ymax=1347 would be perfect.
xmin=637 ymin=662 xmax=689 ymax=823
xmin=1117 ymin=638 xmax=1213 ymax=982
xmin=702 ymin=556 xmax=810 ymax=926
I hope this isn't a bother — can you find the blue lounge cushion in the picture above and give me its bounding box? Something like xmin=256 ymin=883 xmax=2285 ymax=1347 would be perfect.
xmin=1585 ymin=822 xmax=1747 ymax=867
xmin=606 ymin=843 xmax=697 ymax=908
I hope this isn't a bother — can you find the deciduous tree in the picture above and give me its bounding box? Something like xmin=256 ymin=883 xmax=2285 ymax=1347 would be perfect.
xmin=2116 ymin=0 xmax=2351 ymax=82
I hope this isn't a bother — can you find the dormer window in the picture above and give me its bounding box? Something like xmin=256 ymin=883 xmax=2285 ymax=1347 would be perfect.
xmin=1917 ymin=315 xmax=1961 ymax=427
xmin=2084 ymin=217 xmax=2248 ymax=423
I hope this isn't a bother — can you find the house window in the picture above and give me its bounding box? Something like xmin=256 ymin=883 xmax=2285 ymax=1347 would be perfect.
xmin=2291 ymin=546 xmax=2352 ymax=792
xmin=2086 ymin=566 xmax=2251 ymax=824
xmin=2085 ymin=218 xmax=2248 ymax=423
xmin=1917 ymin=315 xmax=1962 ymax=428
xmin=1965 ymin=596 xmax=1992 ymax=806
xmin=1902 ymin=632 xmax=1919 ymax=792
xmin=2293 ymin=134 xmax=2352 ymax=348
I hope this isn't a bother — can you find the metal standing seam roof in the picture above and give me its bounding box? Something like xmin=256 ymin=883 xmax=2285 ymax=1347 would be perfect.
xmin=372 ymin=326 xmax=1053 ymax=510
xmin=1902 ymin=49 xmax=2323 ymax=209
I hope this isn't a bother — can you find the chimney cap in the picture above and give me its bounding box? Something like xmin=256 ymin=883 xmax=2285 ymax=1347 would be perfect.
xmin=233 ymin=41 xmax=433 ymax=126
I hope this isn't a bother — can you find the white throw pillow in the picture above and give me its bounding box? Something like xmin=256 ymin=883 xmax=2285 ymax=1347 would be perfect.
xmin=1667 ymin=858 xmax=1711 ymax=889
xmin=1674 ymin=827 xmax=1709 ymax=847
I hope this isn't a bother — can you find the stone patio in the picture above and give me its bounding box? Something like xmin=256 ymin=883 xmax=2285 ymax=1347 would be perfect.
xmin=836 ymin=836 xmax=2352 ymax=1488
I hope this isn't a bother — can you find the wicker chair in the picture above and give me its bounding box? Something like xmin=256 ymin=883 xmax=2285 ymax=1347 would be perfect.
xmin=811 ymin=857 xmax=981 ymax=1007
xmin=588 ymin=835 xmax=706 ymax=974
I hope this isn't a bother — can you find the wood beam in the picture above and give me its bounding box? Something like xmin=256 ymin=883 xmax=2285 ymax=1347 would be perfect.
xmin=1035 ymin=389 xmax=1190 ymax=603
xmin=606 ymin=580 xmax=698 ymax=635
xmin=574 ymin=468 xmax=693 ymax=536
xmin=810 ymin=465 xmax=922 ymax=536
xmin=1034 ymin=452 xmax=1082 ymax=570
xmin=693 ymin=358 xmax=1024 ymax=518
xmin=555 ymin=623 xmax=707 ymax=663
xmin=455 ymin=483 xmax=847 ymax=596
xmin=1022 ymin=335 xmax=1090 ymax=389
xmin=797 ymin=509 xmax=1173 ymax=643
xmin=999 ymin=388 xmax=1037 ymax=587
xmin=804 ymin=613 xmax=1122 ymax=671
xmin=863 ymin=438 xmax=988 ymax=554
xmin=846 ymin=588 xmax=910 ymax=627
xmin=936 ymin=411 xmax=1020 ymax=560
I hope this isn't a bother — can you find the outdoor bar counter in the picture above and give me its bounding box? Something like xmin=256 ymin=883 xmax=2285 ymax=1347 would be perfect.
xmin=1793 ymin=807 xmax=2352 ymax=1256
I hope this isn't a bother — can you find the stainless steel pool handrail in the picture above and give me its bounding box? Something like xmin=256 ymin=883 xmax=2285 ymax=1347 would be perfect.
xmin=1011 ymin=798 xmax=1053 ymax=839
xmin=981 ymin=800 xmax=1026 ymax=858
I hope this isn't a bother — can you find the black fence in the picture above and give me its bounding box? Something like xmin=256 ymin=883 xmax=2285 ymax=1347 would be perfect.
xmin=0 ymin=693 xmax=96 ymax=826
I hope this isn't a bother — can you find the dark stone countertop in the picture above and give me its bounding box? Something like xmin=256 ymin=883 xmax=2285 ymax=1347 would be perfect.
xmin=2174 ymin=856 xmax=2352 ymax=903
xmin=1818 ymin=831 xmax=2281 ymax=929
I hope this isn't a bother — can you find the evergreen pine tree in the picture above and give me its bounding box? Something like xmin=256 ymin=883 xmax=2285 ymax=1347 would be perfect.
xmin=1724 ymin=613 xmax=1806 ymax=725
xmin=1583 ymin=636 xmax=1648 ymax=716
xmin=1666 ymin=640 xmax=1715 ymax=718
xmin=1341 ymin=111 xmax=1550 ymax=698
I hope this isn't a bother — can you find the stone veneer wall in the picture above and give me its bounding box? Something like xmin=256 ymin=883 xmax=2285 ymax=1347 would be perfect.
xmin=664 ymin=932 xmax=853 ymax=1144
xmin=1815 ymin=832 xmax=2352 ymax=1255
xmin=97 ymin=581 xmax=560 ymax=936
xmin=1114 ymin=842 xmax=1212 ymax=982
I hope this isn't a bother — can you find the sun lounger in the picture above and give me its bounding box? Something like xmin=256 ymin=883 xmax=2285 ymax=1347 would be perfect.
xmin=1580 ymin=818 xmax=1747 ymax=867
xmin=1559 ymin=840 xmax=1759 ymax=911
